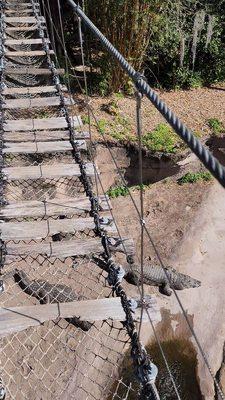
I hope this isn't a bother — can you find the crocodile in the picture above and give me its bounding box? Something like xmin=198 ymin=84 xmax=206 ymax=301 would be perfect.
xmin=124 ymin=264 xmax=201 ymax=296
xmin=14 ymin=269 xmax=92 ymax=331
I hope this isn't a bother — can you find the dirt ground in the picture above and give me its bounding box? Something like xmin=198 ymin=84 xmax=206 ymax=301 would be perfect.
xmin=83 ymin=83 xmax=225 ymax=141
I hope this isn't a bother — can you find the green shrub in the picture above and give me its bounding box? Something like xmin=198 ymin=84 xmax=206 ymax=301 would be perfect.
xmin=207 ymin=118 xmax=224 ymax=135
xmin=82 ymin=114 xmax=90 ymax=125
xmin=107 ymin=185 xmax=129 ymax=198
xmin=177 ymin=171 xmax=212 ymax=185
xmin=142 ymin=124 xmax=179 ymax=153
xmin=174 ymin=68 xmax=203 ymax=90
xmin=97 ymin=119 xmax=107 ymax=135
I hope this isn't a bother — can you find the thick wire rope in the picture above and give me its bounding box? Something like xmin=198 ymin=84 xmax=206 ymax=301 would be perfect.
xmin=36 ymin=2 xmax=225 ymax=399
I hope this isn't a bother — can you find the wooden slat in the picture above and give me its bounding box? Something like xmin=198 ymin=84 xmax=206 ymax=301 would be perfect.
xmin=5 ymin=68 xmax=64 ymax=76
xmin=0 ymin=297 xmax=159 ymax=338
xmin=3 ymin=96 xmax=74 ymax=109
xmin=2 ymin=163 xmax=95 ymax=181
xmin=6 ymin=50 xmax=54 ymax=57
xmin=3 ymin=130 xmax=89 ymax=142
xmin=5 ymin=9 xmax=36 ymax=14
xmin=3 ymin=140 xmax=86 ymax=154
xmin=5 ymin=38 xmax=50 ymax=46
xmin=6 ymin=27 xmax=44 ymax=32
xmin=4 ymin=116 xmax=82 ymax=132
xmin=5 ymin=16 xmax=45 ymax=23
xmin=0 ymin=216 xmax=116 ymax=240
xmin=2 ymin=85 xmax=67 ymax=95
xmin=0 ymin=195 xmax=111 ymax=219
xmin=5 ymin=237 xmax=135 ymax=261
xmin=6 ymin=3 xmax=39 ymax=7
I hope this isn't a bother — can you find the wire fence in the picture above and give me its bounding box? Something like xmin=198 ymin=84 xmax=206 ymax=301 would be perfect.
xmin=0 ymin=1 xmax=160 ymax=399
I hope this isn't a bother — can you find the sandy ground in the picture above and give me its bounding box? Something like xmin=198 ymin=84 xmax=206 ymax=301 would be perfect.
xmin=167 ymin=182 xmax=225 ymax=399
xmin=135 ymin=182 xmax=225 ymax=399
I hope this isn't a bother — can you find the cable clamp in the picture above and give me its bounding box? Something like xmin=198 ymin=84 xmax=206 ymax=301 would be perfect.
xmin=134 ymin=72 xmax=147 ymax=95
xmin=0 ymin=379 xmax=6 ymax=400
xmin=99 ymin=216 xmax=113 ymax=226
xmin=0 ymin=280 xmax=5 ymax=294
xmin=137 ymin=362 xmax=158 ymax=384
xmin=107 ymin=264 xmax=125 ymax=286
xmin=128 ymin=298 xmax=138 ymax=313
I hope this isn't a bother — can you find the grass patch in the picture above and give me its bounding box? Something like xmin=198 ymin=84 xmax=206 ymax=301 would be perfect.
xmin=107 ymin=184 xmax=150 ymax=198
xmin=177 ymin=171 xmax=212 ymax=185
xmin=141 ymin=123 xmax=180 ymax=153
xmin=107 ymin=185 xmax=129 ymax=198
xmin=207 ymin=118 xmax=224 ymax=136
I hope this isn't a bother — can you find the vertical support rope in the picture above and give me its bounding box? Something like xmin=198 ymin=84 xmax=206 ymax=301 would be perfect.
xmin=136 ymin=90 xmax=145 ymax=340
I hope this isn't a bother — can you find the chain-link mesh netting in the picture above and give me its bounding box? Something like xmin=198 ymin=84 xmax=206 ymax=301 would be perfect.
xmin=0 ymin=2 xmax=146 ymax=399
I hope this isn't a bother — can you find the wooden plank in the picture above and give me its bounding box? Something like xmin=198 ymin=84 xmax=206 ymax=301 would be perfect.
xmin=0 ymin=215 xmax=116 ymax=240
xmin=3 ymin=130 xmax=89 ymax=142
xmin=0 ymin=296 xmax=159 ymax=338
xmin=6 ymin=27 xmax=44 ymax=32
xmin=6 ymin=3 xmax=39 ymax=7
xmin=5 ymin=9 xmax=37 ymax=14
xmin=0 ymin=195 xmax=112 ymax=219
xmin=5 ymin=68 xmax=64 ymax=76
xmin=2 ymin=85 xmax=67 ymax=95
xmin=5 ymin=237 xmax=135 ymax=261
xmin=5 ymin=38 xmax=50 ymax=46
xmin=5 ymin=16 xmax=45 ymax=23
xmin=3 ymin=140 xmax=86 ymax=154
xmin=2 ymin=162 xmax=95 ymax=181
xmin=4 ymin=116 xmax=82 ymax=132
xmin=5 ymin=50 xmax=54 ymax=57
xmin=3 ymin=96 xmax=74 ymax=109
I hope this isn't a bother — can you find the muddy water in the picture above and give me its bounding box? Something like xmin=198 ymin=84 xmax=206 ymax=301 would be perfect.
xmin=108 ymin=339 xmax=202 ymax=400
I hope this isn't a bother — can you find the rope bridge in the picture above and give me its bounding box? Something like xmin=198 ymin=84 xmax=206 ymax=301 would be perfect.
xmin=0 ymin=1 xmax=224 ymax=400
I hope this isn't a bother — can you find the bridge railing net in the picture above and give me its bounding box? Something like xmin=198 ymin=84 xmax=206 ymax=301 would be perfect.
xmin=0 ymin=2 xmax=141 ymax=400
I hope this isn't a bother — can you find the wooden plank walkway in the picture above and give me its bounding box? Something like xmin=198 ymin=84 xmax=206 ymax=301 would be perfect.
xmin=3 ymin=96 xmax=74 ymax=109
xmin=5 ymin=38 xmax=50 ymax=46
xmin=4 ymin=116 xmax=82 ymax=131
xmin=6 ymin=26 xmax=45 ymax=32
xmin=3 ymin=140 xmax=86 ymax=154
xmin=0 ymin=297 xmax=159 ymax=338
xmin=5 ymin=237 xmax=135 ymax=262
xmin=0 ymin=196 xmax=112 ymax=219
xmin=2 ymin=163 xmax=95 ymax=181
xmin=5 ymin=68 xmax=64 ymax=75
xmin=0 ymin=216 xmax=116 ymax=240
xmin=2 ymin=85 xmax=67 ymax=95
xmin=5 ymin=50 xmax=54 ymax=57
xmin=5 ymin=16 xmax=45 ymax=23
xmin=3 ymin=130 xmax=89 ymax=142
